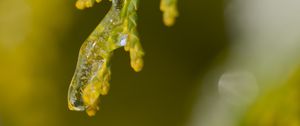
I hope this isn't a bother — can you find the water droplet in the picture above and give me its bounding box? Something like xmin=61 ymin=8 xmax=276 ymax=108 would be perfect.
xmin=120 ymin=35 xmax=127 ymax=46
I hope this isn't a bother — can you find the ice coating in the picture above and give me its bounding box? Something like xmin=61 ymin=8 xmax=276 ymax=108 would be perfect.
xmin=68 ymin=0 xmax=124 ymax=115
xmin=68 ymin=0 xmax=144 ymax=116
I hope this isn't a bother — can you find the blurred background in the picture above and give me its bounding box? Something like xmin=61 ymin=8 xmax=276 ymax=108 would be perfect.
xmin=0 ymin=0 xmax=299 ymax=126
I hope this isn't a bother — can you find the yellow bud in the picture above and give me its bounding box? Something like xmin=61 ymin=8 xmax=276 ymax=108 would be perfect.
xmin=85 ymin=1 xmax=93 ymax=8
xmin=100 ymin=85 xmax=109 ymax=95
xmin=131 ymin=58 xmax=144 ymax=72
xmin=76 ymin=1 xmax=86 ymax=10
xmin=163 ymin=14 xmax=175 ymax=27
xmin=82 ymin=83 xmax=101 ymax=116
xmin=86 ymin=105 xmax=99 ymax=116
xmin=160 ymin=0 xmax=178 ymax=26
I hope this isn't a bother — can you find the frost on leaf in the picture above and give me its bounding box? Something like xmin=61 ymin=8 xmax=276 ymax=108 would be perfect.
xmin=68 ymin=0 xmax=144 ymax=116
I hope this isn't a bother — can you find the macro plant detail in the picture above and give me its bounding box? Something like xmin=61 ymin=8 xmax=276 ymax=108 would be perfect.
xmin=160 ymin=0 xmax=178 ymax=26
xmin=68 ymin=0 xmax=178 ymax=116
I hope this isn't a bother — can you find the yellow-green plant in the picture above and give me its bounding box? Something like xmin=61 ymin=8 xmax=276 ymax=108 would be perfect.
xmin=160 ymin=0 xmax=178 ymax=26
xmin=68 ymin=0 xmax=178 ymax=116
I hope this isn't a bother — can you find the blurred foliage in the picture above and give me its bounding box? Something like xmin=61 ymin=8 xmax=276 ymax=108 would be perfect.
xmin=0 ymin=0 xmax=70 ymax=125
xmin=241 ymin=67 xmax=300 ymax=126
